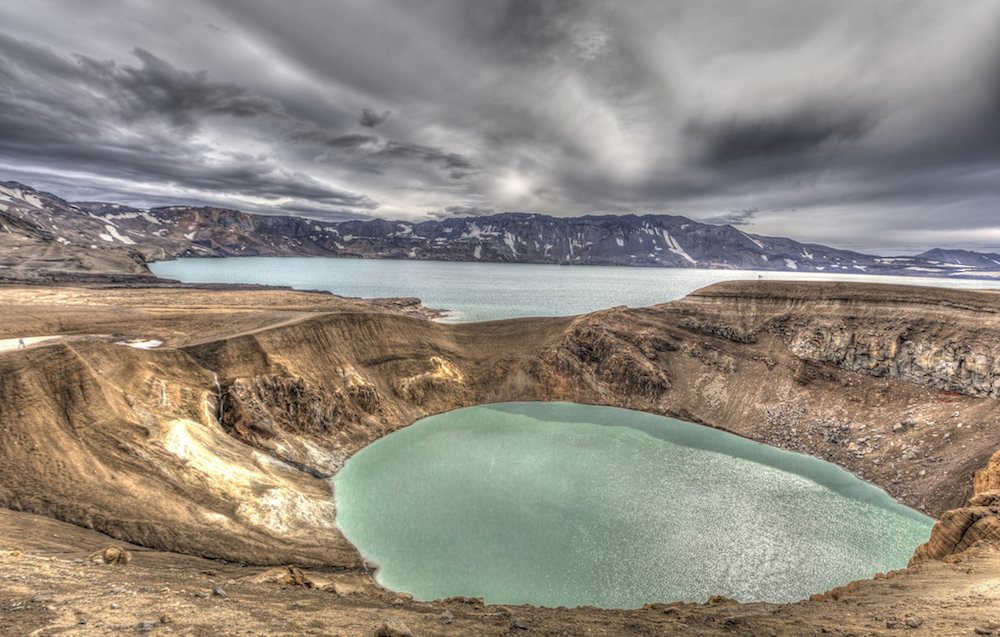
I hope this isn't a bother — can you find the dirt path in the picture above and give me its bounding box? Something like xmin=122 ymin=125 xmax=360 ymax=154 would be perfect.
xmin=0 ymin=334 xmax=162 ymax=353
xmin=0 ymin=335 xmax=65 ymax=352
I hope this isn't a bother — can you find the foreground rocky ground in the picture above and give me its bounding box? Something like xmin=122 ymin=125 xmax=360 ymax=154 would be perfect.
xmin=3 ymin=280 xmax=1000 ymax=634
xmin=4 ymin=509 xmax=1000 ymax=637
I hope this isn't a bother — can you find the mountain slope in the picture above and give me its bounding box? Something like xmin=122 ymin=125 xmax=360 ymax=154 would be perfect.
xmin=3 ymin=179 xmax=1000 ymax=279
xmin=916 ymin=248 xmax=1000 ymax=269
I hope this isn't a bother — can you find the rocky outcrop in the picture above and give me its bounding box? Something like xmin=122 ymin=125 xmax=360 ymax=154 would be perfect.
xmin=218 ymin=374 xmax=358 ymax=475
xmin=787 ymin=326 xmax=1000 ymax=398
xmin=974 ymin=450 xmax=1000 ymax=493
xmin=672 ymin=281 xmax=1000 ymax=398
xmin=910 ymin=493 xmax=1000 ymax=564
xmin=912 ymin=450 xmax=1000 ymax=564
xmin=221 ymin=375 xmax=344 ymax=440
xmin=553 ymin=320 xmax=672 ymax=400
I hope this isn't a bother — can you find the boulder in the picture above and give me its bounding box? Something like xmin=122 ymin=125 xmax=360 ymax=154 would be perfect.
xmin=373 ymin=618 xmax=412 ymax=637
xmin=88 ymin=546 xmax=132 ymax=565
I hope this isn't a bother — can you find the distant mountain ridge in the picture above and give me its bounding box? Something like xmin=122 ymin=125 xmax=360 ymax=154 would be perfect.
xmin=915 ymin=248 xmax=1000 ymax=270
xmin=2 ymin=179 xmax=999 ymax=280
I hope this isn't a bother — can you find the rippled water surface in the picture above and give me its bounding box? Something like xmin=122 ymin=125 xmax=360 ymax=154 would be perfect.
xmin=150 ymin=257 xmax=1000 ymax=322
xmin=334 ymin=403 xmax=933 ymax=608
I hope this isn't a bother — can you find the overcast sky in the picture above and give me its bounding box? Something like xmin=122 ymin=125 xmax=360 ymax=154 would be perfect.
xmin=1 ymin=0 xmax=998 ymax=252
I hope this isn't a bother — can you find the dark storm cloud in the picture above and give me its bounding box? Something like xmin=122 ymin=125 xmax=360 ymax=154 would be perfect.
xmin=373 ymin=143 xmax=478 ymax=179
xmin=691 ymin=107 xmax=875 ymax=166
xmin=0 ymin=35 xmax=286 ymax=130
xmin=455 ymin=0 xmax=582 ymax=61
xmin=294 ymin=132 xmax=378 ymax=149
xmin=1 ymin=0 xmax=999 ymax=247
xmin=359 ymin=108 xmax=391 ymax=128
xmin=702 ymin=208 xmax=760 ymax=226
xmin=85 ymin=47 xmax=277 ymax=126
xmin=428 ymin=205 xmax=497 ymax=219
xmin=109 ymin=48 xmax=288 ymax=129
xmin=0 ymin=32 xmax=375 ymax=214
xmin=290 ymin=127 xmax=479 ymax=179
xmin=0 ymin=24 xmax=477 ymax=213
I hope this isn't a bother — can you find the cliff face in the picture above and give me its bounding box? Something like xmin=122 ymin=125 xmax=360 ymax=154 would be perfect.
xmin=671 ymin=282 xmax=1000 ymax=398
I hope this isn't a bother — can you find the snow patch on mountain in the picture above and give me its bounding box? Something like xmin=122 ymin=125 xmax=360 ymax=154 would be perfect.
xmin=503 ymin=231 xmax=518 ymax=256
xmin=104 ymin=224 xmax=136 ymax=245
xmin=740 ymin=231 xmax=766 ymax=250
xmin=662 ymin=229 xmax=696 ymax=264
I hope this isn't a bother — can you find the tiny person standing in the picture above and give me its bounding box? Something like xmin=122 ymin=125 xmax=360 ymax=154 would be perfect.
xmin=17 ymin=338 xmax=25 ymax=349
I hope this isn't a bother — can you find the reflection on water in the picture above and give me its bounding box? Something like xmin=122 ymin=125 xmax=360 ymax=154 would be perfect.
xmin=334 ymin=402 xmax=933 ymax=608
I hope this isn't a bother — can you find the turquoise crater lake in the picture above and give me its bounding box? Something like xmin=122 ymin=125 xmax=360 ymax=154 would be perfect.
xmin=334 ymin=402 xmax=933 ymax=608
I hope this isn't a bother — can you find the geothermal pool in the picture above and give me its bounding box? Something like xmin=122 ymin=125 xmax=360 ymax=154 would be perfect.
xmin=333 ymin=403 xmax=933 ymax=608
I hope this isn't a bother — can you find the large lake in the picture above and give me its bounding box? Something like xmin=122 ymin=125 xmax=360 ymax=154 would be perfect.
xmin=334 ymin=403 xmax=933 ymax=608
xmin=150 ymin=257 xmax=1000 ymax=323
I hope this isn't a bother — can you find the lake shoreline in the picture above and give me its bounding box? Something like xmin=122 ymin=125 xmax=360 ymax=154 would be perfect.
xmin=150 ymin=256 xmax=1000 ymax=323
